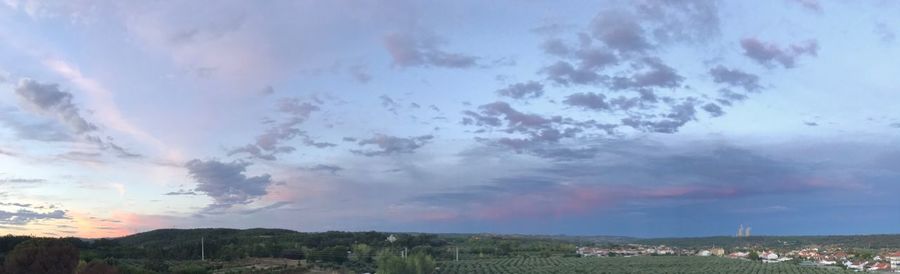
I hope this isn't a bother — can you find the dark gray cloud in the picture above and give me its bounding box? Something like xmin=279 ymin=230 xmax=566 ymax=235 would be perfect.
xmin=610 ymin=57 xmax=683 ymax=90
xmin=0 ymin=177 xmax=46 ymax=185
xmin=379 ymin=95 xmax=399 ymax=115
xmin=0 ymin=202 xmax=32 ymax=207
xmin=85 ymin=135 xmax=142 ymax=158
xmin=462 ymin=102 xmax=591 ymax=151
xmin=410 ymin=139 xmax=864 ymax=221
xmin=496 ymin=81 xmax=544 ymax=99
xmin=621 ymin=101 xmax=697 ymax=133
xmin=591 ymin=10 xmax=652 ymax=53
xmin=702 ymin=103 xmax=724 ymax=117
xmin=383 ymin=32 xmax=478 ymax=69
xmin=740 ymin=38 xmax=818 ymax=69
xmin=0 ymin=108 xmax=73 ymax=142
xmin=0 ymin=209 xmax=68 ymax=225
xmin=238 ymin=201 xmax=291 ymax=215
xmin=352 ymin=134 xmax=434 ymax=156
xmin=185 ymin=159 xmax=272 ymax=209
xmin=563 ymin=92 xmax=610 ymax=111
xmin=228 ymin=98 xmax=330 ymax=160
xmin=540 ymin=61 xmax=607 ymax=86
xmin=299 ymin=164 xmax=343 ymax=175
xmin=716 ymin=88 xmax=749 ymax=106
xmin=463 ymin=102 xmax=552 ymax=131
xmin=709 ymin=65 xmax=762 ymax=92
xmin=14 ymin=79 xmax=97 ymax=134
xmin=260 ymin=85 xmax=275 ymax=96
xmin=164 ymin=189 xmax=198 ymax=196
xmin=635 ymin=0 xmax=720 ymax=43
xmin=520 ymin=2 xmax=726 ymax=140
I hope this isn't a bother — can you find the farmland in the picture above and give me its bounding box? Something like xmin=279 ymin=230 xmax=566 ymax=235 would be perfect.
xmin=436 ymin=257 xmax=852 ymax=274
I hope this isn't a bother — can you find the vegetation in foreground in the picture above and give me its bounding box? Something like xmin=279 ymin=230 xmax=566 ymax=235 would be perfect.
xmin=437 ymin=256 xmax=853 ymax=274
xmin=1 ymin=229 xmax=898 ymax=273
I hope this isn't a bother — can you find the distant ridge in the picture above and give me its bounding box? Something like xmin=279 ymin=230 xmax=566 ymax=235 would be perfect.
xmin=111 ymin=228 xmax=900 ymax=249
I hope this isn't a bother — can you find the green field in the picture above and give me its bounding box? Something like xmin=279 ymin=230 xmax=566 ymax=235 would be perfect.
xmin=436 ymin=257 xmax=851 ymax=274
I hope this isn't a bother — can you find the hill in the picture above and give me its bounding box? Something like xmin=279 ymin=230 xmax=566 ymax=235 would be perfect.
xmin=635 ymin=234 xmax=900 ymax=249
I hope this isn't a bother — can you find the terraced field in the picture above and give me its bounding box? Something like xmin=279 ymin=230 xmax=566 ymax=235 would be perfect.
xmin=437 ymin=256 xmax=851 ymax=274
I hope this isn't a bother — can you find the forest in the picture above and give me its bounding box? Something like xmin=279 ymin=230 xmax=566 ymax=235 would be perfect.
xmin=1 ymin=229 xmax=899 ymax=273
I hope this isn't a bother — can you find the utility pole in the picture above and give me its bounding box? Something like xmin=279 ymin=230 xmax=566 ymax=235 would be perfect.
xmin=455 ymin=247 xmax=459 ymax=261
xmin=201 ymin=237 xmax=205 ymax=261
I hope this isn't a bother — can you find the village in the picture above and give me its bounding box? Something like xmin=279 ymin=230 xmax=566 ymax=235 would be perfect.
xmin=576 ymin=245 xmax=900 ymax=272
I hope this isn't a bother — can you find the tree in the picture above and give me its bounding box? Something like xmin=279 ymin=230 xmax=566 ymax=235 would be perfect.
xmin=76 ymin=260 xmax=119 ymax=274
xmin=3 ymin=239 xmax=80 ymax=274
xmin=352 ymin=244 xmax=374 ymax=263
xmin=748 ymin=251 xmax=759 ymax=261
xmin=376 ymin=251 xmax=435 ymax=274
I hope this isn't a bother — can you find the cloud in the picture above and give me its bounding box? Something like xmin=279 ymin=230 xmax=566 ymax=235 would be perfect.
xmin=299 ymin=164 xmax=343 ymax=175
xmin=740 ymin=38 xmax=818 ymax=69
xmin=228 ymin=98 xmax=330 ymax=160
xmin=611 ymin=57 xmax=683 ymax=90
xmin=462 ymin=102 xmax=595 ymax=151
xmin=0 ymin=107 xmax=73 ymax=142
xmin=260 ymin=85 xmax=275 ymax=96
xmin=163 ymin=189 xmax=197 ymax=196
xmin=351 ymin=134 xmax=434 ymax=156
xmin=379 ymin=95 xmax=399 ymax=114
xmin=57 ymin=151 xmax=104 ymax=164
xmin=496 ymin=81 xmax=544 ymax=99
xmin=0 ymin=209 xmax=68 ymax=225
xmin=383 ymin=32 xmax=478 ymax=69
xmin=407 ymin=140 xmax=856 ymax=221
xmin=590 ymin=9 xmax=652 ymax=53
xmin=0 ymin=202 xmax=32 ymax=208
xmin=348 ymin=64 xmax=372 ymax=83
xmin=85 ymin=135 xmax=142 ymax=158
xmin=563 ymin=92 xmax=611 ymax=111
xmin=787 ymin=0 xmax=822 ymax=12
xmin=875 ymin=22 xmax=896 ymax=43
xmin=621 ymin=101 xmax=697 ymax=133
xmin=0 ymin=148 xmax=16 ymax=157
xmin=238 ymin=201 xmax=292 ymax=215
xmin=540 ymin=60 xmax=607 ymax=86
xmin=13 ymin=78 xmax=97 ymax=133
xmin=185 ymin=159 xmax=273 ymax=209
xmin=0 ymin=177 xmax=46 ymax=185
xmin=709 ymin=65 xmax=762 ymax=92
xmin=702 ymin=103 xmax=724 ymax=117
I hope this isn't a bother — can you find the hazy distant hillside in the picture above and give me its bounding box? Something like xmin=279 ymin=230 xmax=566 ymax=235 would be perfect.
xmin=635 ymin=234 xmax=900 ymax=249
xmin=116 ymin=228 xmax=297 ymax=246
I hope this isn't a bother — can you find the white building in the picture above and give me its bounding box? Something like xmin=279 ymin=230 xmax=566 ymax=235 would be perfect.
xmin=888 ymin=252 xmax=900 ymax=270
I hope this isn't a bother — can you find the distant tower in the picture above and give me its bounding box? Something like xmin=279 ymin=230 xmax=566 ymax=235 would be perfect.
xmin=737 ymin=224 xmax=744 ymax=237
xmin=745 ymin=227 xmax=751 ymax=237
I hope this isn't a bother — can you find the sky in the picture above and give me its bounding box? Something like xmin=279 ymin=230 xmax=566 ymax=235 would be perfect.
xmin=1 ymin=0 xmax=899 ymax=238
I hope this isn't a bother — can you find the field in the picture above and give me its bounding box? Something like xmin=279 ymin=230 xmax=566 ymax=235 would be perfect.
xmin=436 ymin=257 xmax=852 ymax=274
